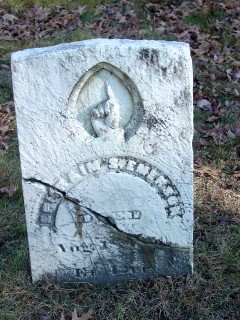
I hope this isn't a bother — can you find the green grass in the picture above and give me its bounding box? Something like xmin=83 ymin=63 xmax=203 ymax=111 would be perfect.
xmin=0 ymin=139 xmax=24 ymax=248
xmin=3 ymin=0 xmax=185 ymax=8
xmin=182 ymin=10 xmax=225 ymax=32
xmin=183 ymin=14 xmax=210 ymax=31
xmin=221 ymin=34 xmax=238 ymax=47
xmin=194 ymin=108 xmax=206 ymax=124
xmin=81 ymin=8 xmax=96 ymax=23
xmin=1 ymin=0 xmax=104 ymax=12
xmin=0 ymin=69 xmax=12 ymax=103
xmin=223 ymin=226 xmax=240 ymax=272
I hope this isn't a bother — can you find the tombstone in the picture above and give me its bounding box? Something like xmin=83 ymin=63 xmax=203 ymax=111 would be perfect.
xmin=12 ymin=39 xmax=193 ymax=283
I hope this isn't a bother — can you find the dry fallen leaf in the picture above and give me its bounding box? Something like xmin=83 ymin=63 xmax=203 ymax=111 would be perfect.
xmin=233 ymin=172 xmax=240 ymax=178
xmin=199 ymin=138 xmax=209 ymax=146
xmin=206 ymin=115 xmax=220 ymax=123
xmin=73 ymin=6 xmax=87 ymax=15
xmin=72 ymin=308 xmax=93 ymax=320
xmin=0 ymin=182 xmax=17 ymax=197
xmin=79 ymin=309 xmax=93 ymax=320
xmin=71 ymin=309 xmax=79 ymax=320
xmin=194 ymin=166 xmax=220 ymax=178
xmin=230 ymin=59 xmax=240 ymax=68
xmin=2 ymin=13 xmax=19 ymax=23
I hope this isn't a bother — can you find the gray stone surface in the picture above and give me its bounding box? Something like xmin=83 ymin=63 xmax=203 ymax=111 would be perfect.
xmin=12 ymin=39 xmax=193 ymax=283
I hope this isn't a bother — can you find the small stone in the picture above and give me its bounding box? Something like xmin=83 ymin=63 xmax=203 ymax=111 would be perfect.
xmin=0 ymin=64 xmax=10 ymax=70
xmin=233 ymin=88 xmax=239 ymax=97
xmin=196 ymin=99 xmax=211 ymax=109
xmin=227 ymin=129 xmax=236 ymax=139
xmin=225 ymin=87 xmax=232 ymax=93
xmin=224 ymin=100 xmax=230 ymax=107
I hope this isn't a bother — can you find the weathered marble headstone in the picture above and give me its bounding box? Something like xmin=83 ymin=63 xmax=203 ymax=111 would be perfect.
xmin=12 ymin=39 xmax=193 ymax=283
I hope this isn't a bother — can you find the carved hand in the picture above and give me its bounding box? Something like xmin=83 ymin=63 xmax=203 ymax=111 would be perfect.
xmin=91 ymin=85 xmax=120 ymax=137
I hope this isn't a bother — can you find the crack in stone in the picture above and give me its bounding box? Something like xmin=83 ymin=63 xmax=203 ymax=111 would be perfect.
xmin=25 ymin=177 xmax=67 ymax=195
xmin=24 ymin=177 xmax=189 ymax=251
xmin=85 ymin=207 xmax=173 ymax=249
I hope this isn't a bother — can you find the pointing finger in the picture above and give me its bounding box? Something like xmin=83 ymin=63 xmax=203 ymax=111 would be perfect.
xmin=104 ymin=101 xmax=111 ymax=115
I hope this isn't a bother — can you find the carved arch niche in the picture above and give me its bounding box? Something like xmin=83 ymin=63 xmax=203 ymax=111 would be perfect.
xmin=68 ymin=62 xmax=144 ymax=140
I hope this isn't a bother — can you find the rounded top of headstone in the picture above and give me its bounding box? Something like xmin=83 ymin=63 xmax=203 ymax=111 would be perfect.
xmin=11 ymin=38 xmax=190 ymax=62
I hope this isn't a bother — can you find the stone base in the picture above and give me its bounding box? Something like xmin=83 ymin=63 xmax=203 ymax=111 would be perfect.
xmin=55 ymin=245 xmax=192 ymax=285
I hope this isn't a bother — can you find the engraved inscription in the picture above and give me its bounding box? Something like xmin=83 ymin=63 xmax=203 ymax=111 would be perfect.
xmin=40 ymin=158 xmax=184 ymax=229
xmin=39 ymin=188 xmax=63 ymax=226
xmin=104 ymin=210 xmax=141 ymax=221
xmin=58 ymin=241 xmax=107 ymax=254
xmin=79 ymin=164 xmax=87 ymax=175
xmin=75 ymin=268 xmax=96 ymax=277
xmin=85 ymin=160 xmax=101 ymax=173
xmin=136 ymin=163 xmax=150 ymax=176
xmin=57 ymin=263 xmax=155 ymax=282
xmin=50 ymin=156 xmax=185 ymax=226
xmin=110 ymin=264 xmax=153 ymax=275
